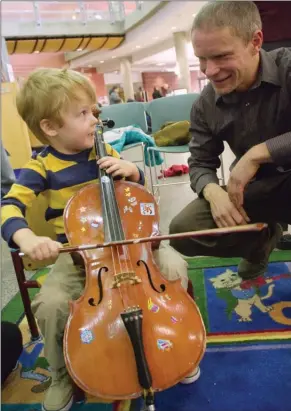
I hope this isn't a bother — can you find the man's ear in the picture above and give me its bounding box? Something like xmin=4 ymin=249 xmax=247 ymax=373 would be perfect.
xmin=251 ymin=30 xmax=263 ymax=54
xmin=40 ymin=119 xmax=59 ymax=138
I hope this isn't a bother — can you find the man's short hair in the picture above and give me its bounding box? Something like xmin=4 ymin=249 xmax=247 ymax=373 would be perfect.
xmin=192 ymin=1 xmax=262 ymax=43
xmin=16 ymin=68 xmax=96 ymax=144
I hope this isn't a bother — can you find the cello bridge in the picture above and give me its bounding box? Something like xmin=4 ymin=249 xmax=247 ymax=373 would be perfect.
xmin=111 ymin=271 xmax=142 ymax=288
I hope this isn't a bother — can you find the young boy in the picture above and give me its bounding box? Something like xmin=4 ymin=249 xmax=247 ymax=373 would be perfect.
xmin=1 ymin=68 xmax=199 ymax=411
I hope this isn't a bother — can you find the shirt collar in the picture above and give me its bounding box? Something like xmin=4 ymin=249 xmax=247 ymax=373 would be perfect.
xmin=214 ymin=49 xmax=281 ymax=104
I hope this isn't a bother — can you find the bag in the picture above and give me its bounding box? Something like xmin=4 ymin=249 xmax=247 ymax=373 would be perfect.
xmin=153 ymin=121 xmax=191 ymax=147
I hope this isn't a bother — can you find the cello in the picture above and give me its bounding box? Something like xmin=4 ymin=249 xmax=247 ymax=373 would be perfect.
xmin=56 ymin=121 xmax=266 ymax=410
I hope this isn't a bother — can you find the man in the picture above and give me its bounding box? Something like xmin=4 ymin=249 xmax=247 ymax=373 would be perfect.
xmin=169 ymin=1 xmax=291 ymax=280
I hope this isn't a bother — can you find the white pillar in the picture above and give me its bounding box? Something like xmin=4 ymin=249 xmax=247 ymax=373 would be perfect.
xmin=173 ymin=31 xmax=191 ymax=92
xmin=120 ymin=57 xmax=134 ymax=101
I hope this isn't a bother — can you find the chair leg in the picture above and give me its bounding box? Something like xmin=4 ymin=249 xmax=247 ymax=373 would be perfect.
xmin=10 ymin=251 xmax=40 ymax=341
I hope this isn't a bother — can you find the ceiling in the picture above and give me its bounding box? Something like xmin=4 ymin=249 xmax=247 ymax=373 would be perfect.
xmin=68 ymin=1 xmax=207 ymax=72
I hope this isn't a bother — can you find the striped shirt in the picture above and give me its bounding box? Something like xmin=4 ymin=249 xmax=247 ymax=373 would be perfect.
xmin=1 ymin=144 xmax=145 ymax=247
xmin=189 ymin=47 xmax=291 ymax=196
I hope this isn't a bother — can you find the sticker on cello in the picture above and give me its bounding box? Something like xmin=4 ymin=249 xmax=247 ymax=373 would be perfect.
xmin=140 ymin=203 xmax=155 ymax=216
xmin=148 ymin=297 xmax=160 ymax=313
xmin=80 ymin=329 xmax=94 ymax=344
xmin=157 ymin=339 xmax=173 ymax=352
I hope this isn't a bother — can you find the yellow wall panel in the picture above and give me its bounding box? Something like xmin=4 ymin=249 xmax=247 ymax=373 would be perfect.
xmin=1 ymin=82 xmax=32 ymax=169
xmin=14 ymin=40 xmax=36 ymax=54
xmin=105 ymin=37 xmax=124 ymax=49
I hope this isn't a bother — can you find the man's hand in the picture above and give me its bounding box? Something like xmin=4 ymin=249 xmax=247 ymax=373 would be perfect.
xmin=203 ymin=184 xmax=250 ymax=228
xmin=97 ymin=157 xmax=140 ymax=182
xmin=227 ymin=143 xmax=272 ymax=210
xmin=13 ymin=228 xmax=62 ymax=261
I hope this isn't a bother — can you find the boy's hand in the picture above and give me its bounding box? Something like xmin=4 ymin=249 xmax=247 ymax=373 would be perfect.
xmin=13 ymin=228 xmax=62 ymax=261
xmin=97 ymin=157 xmax=140 ymax=182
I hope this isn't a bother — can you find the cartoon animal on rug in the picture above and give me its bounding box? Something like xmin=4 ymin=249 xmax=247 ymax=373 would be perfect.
xmin=210 ymin=269 xmax=274 ymax=322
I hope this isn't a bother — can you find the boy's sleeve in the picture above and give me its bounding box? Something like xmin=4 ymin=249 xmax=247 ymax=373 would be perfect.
xmin=1 ymin=158 xmax=47 ymax=248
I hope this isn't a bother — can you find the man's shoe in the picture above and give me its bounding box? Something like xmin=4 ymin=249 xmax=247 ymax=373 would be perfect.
xmin=180 ymin=367 xmax=201 ymax=384
xmin=42 ymin=368 xmax=73 ymax=411
xmin=277 ymin=233 xmax=291 ymax=250
xmin=238 ymin=223 xmax=283 ymax=280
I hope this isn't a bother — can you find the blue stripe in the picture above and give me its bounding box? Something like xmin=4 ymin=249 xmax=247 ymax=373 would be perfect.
xmin=1 ymin=197 xmax=26 ymax=216
xmin=57 ymin=233 xmax=68 ymax=244
xmin=45 ymin=207 xmax=64 ymax=221
xmin=1 ymin=217 xmax=28 ymax=248
xmin=17 ymin=168 xmax=47 ymax=194
xmin=46 ymin=160 xmax=98 ymax=190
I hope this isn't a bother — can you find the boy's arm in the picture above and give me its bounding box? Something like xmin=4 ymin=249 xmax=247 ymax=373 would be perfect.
xmin=1 ymin=158 xmax=47 ymax=248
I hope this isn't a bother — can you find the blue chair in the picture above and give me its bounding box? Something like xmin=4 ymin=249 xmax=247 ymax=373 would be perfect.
xmin=99 ymin=102 xmax=148 ymax=172
xmin=146 ymin=94 xmax=225 ymax=200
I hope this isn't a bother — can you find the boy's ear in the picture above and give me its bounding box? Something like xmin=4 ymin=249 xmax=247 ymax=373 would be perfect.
xmin=40 ymin=119 xmax=58 ymax=137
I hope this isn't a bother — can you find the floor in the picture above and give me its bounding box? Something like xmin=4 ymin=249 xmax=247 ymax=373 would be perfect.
xmin=1 ymin=144 xmax=289 ymax=309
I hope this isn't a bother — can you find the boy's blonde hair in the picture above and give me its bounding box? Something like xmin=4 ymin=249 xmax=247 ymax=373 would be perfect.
xmin=16 ymin=68 xmax=97 ymax=144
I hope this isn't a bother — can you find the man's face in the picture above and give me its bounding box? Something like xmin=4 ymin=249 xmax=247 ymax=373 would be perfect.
xmin=192 ymin=27 xmax=262 ymax=95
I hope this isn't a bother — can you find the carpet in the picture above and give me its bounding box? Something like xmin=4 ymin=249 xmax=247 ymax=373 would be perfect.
xmin=2 ymin=251 xmax=291 ymax=411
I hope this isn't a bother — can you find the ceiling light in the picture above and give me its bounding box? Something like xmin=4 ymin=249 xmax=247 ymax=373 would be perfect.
xmin=95 ymin=14 xmax=102 ymax=20
xmin=72 ymin=15 xmax=76 ymax=20
xmin=100 ymin=61 xmax=104 ymax=63
xmin=88 ymin=65 xmax=92 ymax=68
xmin=152 ymin=36 xmax=159 ymax=40
xmin=77 ymin=48 xmax=83 ymax=51
xmin=112 ymin=56 xmax=116 ymax=59
xmin=192 ymin=13 xmax=196 ymax=17
xmin=136 ymin=45 xmax=141 ymax=49
xmin=171 ymin=26 xmax=177 ymax=30
xmin=156 ymin=63 xmax=165 ymax=66
xmin=34 ymin=50 xmax=40 ymax=54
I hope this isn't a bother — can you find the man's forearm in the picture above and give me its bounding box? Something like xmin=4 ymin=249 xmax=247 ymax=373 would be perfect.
xmin=246 ymin=142 xmax=272 ymax=165
xmin=265 ymin=132 xmax=291 ymax=165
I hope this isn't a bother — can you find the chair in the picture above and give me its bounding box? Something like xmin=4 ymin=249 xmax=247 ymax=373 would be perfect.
xmin=100 ymin=102 xmax=149 ymax=173
xmin=10 ymin=193 xmax=57 ymax=341
xmin=146 ymin=94 xmax=226 ymax=200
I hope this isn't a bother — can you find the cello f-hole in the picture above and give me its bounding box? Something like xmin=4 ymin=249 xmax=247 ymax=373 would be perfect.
xmin=137 ymin=260 xmax=166 ymax=293
xmin=87 ymin=266 xmax=108 ymax=306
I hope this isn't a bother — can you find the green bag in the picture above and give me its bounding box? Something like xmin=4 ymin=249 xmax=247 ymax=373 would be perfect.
xmin=153 ymin=121 xmax=191 ymax=147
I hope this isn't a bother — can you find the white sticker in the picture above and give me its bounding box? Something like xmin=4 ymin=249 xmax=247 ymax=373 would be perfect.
xmin=101 ymin=175 xmax=110 ymax=183
xmin=140 ymin=203 xmax=155 ymax=216
xmin=80 ymin=329 xmax=94 ymax=344
xmin=124 ymin=206 xmax=133 ymax=213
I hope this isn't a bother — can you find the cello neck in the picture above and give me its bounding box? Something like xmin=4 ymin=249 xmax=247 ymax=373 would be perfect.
xmin=94 ymin=125 xmax=125 ymax=243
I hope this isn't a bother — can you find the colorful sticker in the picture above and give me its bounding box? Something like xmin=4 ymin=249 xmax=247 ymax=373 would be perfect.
xmin=80 ymin=207 xmax=87 ymax=212
xmin=125 ymin=192 xmax=131 ymax=197
xmin=125 ymin=188 xmax=131 ymax=193
xmin=108 ymin=300 xmax=112 ymax=310
xmin=171 ymin=316 xmax=179 ymax=324
xmin=80 ymin=216 xmax=87 ymax=223
xmin=90 ymin=219 xmax=99 ymax=228
xmin=132 ymin=233 xmax=139 ymax=238
xmin=124 ymin=206 xmax=133 ymax=213
xmin=160 ymin=296 xmax=167 ymax=304
xmin=148 ymin=297 xmax=160 ymax=313
xmin=128 ymin=197 xmax=138 ymax=206
xmin=140 ymin=203 xmax=155 ymax=216
xmin=81 ymin=227 xmax=86 ymax=232
xmin=157 ymin=339 xmax=173 ymax=351
xmin=80 ymin=329 xmax=94 ymax=344
xmin=165 ymin=294 xmax=171 ymax=301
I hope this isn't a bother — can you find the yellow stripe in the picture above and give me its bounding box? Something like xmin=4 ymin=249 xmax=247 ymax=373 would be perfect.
xmin=207 ymin=330 xmax=291 ymax=343
xmin=40 ymin=152 xmax=78 ymax=173
xmin=2 ymin=204 xmax=26 ymax=225
xmin=23 ymin=158 xmax=47 ymax=179
xmin=4 ymin=184 xmax=37 ymax=207
xmin=47 ymin=180 xmax=98 ymax=210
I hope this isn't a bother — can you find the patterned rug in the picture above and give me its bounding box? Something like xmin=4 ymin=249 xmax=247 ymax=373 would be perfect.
xmin=2 ymin=251 xmax=291 ymax=411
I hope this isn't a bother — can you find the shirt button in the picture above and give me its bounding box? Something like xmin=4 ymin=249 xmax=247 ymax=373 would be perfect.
xmin=245 ymin=102 xmax=250 ymax=106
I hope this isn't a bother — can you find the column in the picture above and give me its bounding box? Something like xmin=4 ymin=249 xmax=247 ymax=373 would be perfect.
xmin=1 ymin=37 xmax=14 ymax=82
xmin=173 ymin=31 xmax=191 ymax=93
xmin=120 ymin=57 xmax=134 ymax=102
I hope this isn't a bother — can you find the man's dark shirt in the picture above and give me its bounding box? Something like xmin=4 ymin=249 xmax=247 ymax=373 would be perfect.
xmin=189 ymin=47 xmax=291 ymax=196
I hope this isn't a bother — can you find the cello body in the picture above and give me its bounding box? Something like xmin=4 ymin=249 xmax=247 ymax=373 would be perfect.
xmin=63 ymin=180 xmax=206 ymax=400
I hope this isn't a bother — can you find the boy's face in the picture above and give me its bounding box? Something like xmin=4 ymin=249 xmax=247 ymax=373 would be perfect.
xmin=42 ymin=91 xmax=98 ymax=154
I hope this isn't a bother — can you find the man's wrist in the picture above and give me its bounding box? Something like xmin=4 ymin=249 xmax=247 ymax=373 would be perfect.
xmin=247 ymin=143 xmax=272 ymax=165
xmin=203 ymin=183 xmax=221 ymax=202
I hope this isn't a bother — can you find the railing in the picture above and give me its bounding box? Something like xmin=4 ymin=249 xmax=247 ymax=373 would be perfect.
xmin=1 ymin=1 xmax=140 ymax=25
